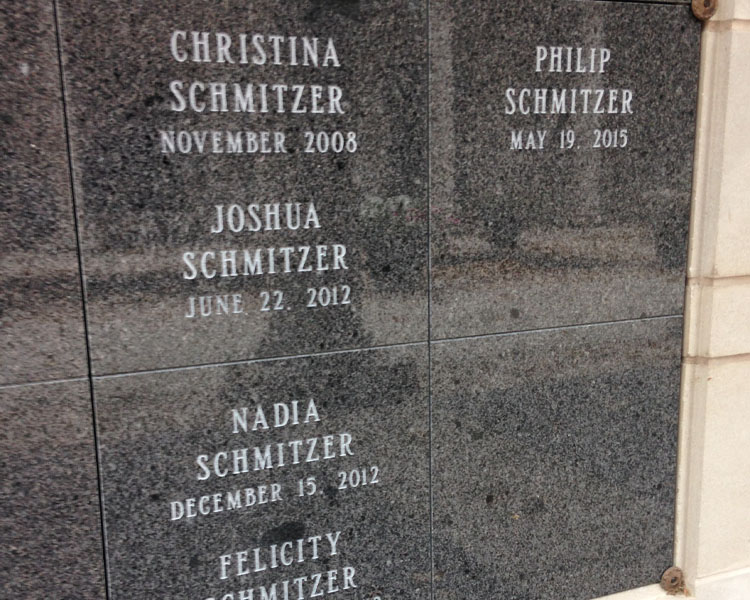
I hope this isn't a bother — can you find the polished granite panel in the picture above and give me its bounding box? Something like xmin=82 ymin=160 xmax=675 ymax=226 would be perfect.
xmin=0 ymin=0 xmax=87 ymax=384
xmin=94 ymin=345 xmax=429 ymax=600
xmin=430 ymin=0 xmax=698 ymax=338
xmin=0 ymin=381 xmax=106 ymax=599
xmin=57 ymin=0 xmax=428 ymax=374
xmin=432 ymin=318 xmax=682 ymax=600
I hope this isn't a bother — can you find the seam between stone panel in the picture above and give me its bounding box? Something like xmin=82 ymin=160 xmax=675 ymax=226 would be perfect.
xmin=83 ymin=314 xmax=683 ymax=381
xmin=51 ymin=2 xmax=113 ymax=598
xmin=588 ymin=0 xmax=692 ymax=5
xmin=431 ymin=314 xmax=684 ymax=345
xmin=688 ymin=274 xmax=750 ymax=286
xmin=683 ymin=353 xmax=750 ymax=364
xmin=705 ymin=19 xmax=750 ymax=31
xmin=426 ymin=0 xmax=435 ymax=598
xmin=0 ymin=376 xmax=90 ymax=392
xmin=91 ymin=340 xmax=431 ymax=380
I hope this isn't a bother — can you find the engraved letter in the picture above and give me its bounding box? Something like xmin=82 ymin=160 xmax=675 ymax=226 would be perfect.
xmin=170 ymin=31 xmax=187 ymax=62
xmin=535 ymin=46 xmax=548 ymax=72
xmin=211 ymin=205 xmax=224 ymax=233
xmin=169 ymin=81 xmax=186 ymax=111
xmin=182 ymin=252 xmax=197 ymax=280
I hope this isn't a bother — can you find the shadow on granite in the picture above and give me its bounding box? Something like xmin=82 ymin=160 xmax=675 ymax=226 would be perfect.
xmin=93 ymin=344 xmax=429 ymax=599
xmin=432 ymin=318 xmax=682 ymax=600
xmin=0 ymin=0 xmax=87 ymax=385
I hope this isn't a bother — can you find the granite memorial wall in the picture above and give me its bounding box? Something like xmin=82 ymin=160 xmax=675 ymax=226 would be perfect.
xmin=1 ymin=1 xmax=699 ymax=599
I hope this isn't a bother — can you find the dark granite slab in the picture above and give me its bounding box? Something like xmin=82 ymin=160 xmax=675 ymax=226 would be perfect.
xmin=0 ymin=0 xmax=87 ymax=385
xmin=432 ymin=317 xmax=682 ymax=600
xmin=0 ymin=381 xmax=106 ymax=599
xmin=430 ymin=0 xmax=698 ymax=339
xmin=56 ymin=0 xmax=428 ymax=375
xmin=93 ymin=344 xmax=429 ymax=600
xmin=1 ymin=2 xmax=695 ymax=599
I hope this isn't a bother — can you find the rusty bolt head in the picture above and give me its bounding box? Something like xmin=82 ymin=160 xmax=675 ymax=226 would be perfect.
xmin=693 ymin=0 xmax=718 ymax=21
xmin=660 ymin=566 xmax=685 ymax=595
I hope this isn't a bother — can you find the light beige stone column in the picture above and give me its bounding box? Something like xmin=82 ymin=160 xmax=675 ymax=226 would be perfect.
xmin=675 ymin=0 xmax=750 ymax=597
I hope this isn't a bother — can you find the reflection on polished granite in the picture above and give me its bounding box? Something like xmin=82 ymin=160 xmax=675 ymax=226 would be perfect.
xmin=94 ymin=345 xmax=429 ymax=600
xmin=0 ymin=0 xmax=87 ymax=385
xmin=433 ymin=318 xmax=682 ymax=600
xmin=1 ymin=1 xmax=699 ymax=598
xmin=430 ymin=0 xmax=698 ymax=338
xmin=57 ymin=0 xmax=428 ymax=374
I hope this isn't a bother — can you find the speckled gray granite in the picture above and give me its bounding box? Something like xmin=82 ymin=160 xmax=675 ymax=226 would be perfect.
xmin=0 ymin=381 xmax=106 ymax=599
xmin=93 ymin=345 xmax=429 ymax=600
xmin=0 ymin=0 xmax=87 ymax=385
xmin=432 ymin=318 xmax=682 ymax=600
xmin=1 ymin=1 xmax=698 ymax=599
xmin=430 ymin=0 xmax=699 ymax=339
xmin=56 ymin=0 xmax=428 ymax=375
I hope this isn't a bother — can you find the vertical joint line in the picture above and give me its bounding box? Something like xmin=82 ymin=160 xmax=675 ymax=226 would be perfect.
xmin=426 ymin=0 xmax=435 ymax=598
xmin=51 ymin=2 xmax=112 ymax=598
